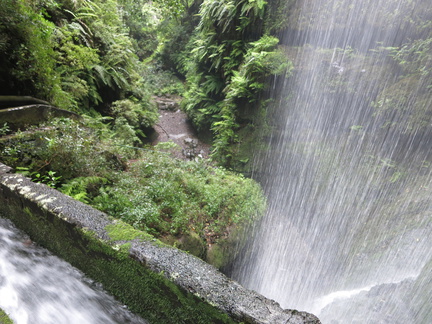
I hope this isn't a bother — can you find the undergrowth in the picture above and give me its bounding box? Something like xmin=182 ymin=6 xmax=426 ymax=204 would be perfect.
xmin=93 ymin=155 xmax=266 ymax=236
xmin=0 ymin=117 xmax=266 ymax=246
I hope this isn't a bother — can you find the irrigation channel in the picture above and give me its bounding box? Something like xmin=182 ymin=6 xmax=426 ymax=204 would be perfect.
xmin=0 ymin=218 xmax=148 ymax=324
xmin=229 ymin=1 xmax=432 ymax=323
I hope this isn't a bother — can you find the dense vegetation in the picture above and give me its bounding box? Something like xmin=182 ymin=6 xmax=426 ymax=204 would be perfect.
xmin=2 ymin=0 xmax=432 ymax=269
xmin=0 ymin=0 xmax=276 ymax=266
xmin=0 ymin=0 xmax=292 ymax=165
xmin=0 ymin=114 xmax=265 ymax=267
xmin=180 ymin=0 xmax=291 ymax=166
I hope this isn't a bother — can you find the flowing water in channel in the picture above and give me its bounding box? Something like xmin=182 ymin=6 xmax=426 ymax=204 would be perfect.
xmin=230 ymin=1 xmax=432 ymax=323
xmin=0 ymin=218 xmax=147 ymax=324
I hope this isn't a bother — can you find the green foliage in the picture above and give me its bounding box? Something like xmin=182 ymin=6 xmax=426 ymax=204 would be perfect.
xmin=118 ymin=0 xmax=162 ymax=59
xmin=93 ymin=154 xmax=266 ymax=238
xmin=14 ymin=167 xmax=62 ymax=188
xmin=142 ymin=65 xmax=186 ymax=96
xmin=182 ymin=0 xmax=292 ymax=165
xmin=153 ymin=0 xmax=192 ymax=21
xmin=0 ymin=0 xmax=157 ymax=117
xmin=0 ymin=0 xmax=63 ymax=101
xmin=0 ymin=115 xmax=266 ymax=249
xmin=262 ymin=0 xmax=297 ymax=34
xmin=60 ymin=176 xmax=108 ymax=203
xmin=0 ymin=123 xmax=10 ymax=136
xmin=53 ymin=23 xmax=101 ymax=109
xmin=157 ymin=0 xmax=201 ymax=74
xmin=0 ymin=308 xmax=13 ymax=324
xmin=154 ymin=140 xmax=181 ymax=155
xmin=210 ymin=104 xmax=238 ymax=165
xmin=0 ymin=117 xmax=134 ymax=181
xmin=110 ymin=99 xmax=158 ymax=131
xmin=0 ymin=0 xmax=269 ymax=271
xmin=223 ymin=35 xmax=291 ymax=103
xmin=34 ymin=170 xmax=63 ymax=188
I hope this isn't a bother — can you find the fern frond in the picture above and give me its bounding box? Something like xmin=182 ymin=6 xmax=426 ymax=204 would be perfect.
xmin=92 ymin=64 xmax=111 ymax=87
xmin=60 ymin=176 xmax=108 ymax=204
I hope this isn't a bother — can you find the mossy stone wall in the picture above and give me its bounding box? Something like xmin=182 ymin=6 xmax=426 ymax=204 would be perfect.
xmin=0 ymin=164 xmax=232 ymax=323
xmin=0 ymin=162 xmax=320 ymax=324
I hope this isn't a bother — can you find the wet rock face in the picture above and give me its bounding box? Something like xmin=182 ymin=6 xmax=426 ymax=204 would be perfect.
xmin=0 ymin=162 xmax=321 ymax=323
xmin=318 ymin=280 xmax=417 ymax=323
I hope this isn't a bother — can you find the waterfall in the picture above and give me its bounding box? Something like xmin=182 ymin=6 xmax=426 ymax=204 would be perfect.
xmin=0 ymin=218 xmax=147 ymax=324
xmin=230 ymin=1 xmax=432 ymax=323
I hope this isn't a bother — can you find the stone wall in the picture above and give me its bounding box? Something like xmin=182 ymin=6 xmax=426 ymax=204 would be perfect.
xmin=0 ymin=162 xmax=320 ymax=324
xmin=0 ymin=105 xmax=80 ymax=130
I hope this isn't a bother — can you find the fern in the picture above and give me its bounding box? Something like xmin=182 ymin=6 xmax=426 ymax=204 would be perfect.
xmin=203 ymin=75 xmax=224 ymax=94
xmin=92 ymin=64 xmax=112 ymax=87
xmin=60 ymin=176 xmax=108 ymax=204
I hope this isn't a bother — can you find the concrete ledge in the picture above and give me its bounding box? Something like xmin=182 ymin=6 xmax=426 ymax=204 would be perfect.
xmin=0 ymin=162 xmax=320 ymax=324
xmin=0 ymin=105 xmax=80 ymax=130
xmin=0 ymin=96 xmax=50 ymax=109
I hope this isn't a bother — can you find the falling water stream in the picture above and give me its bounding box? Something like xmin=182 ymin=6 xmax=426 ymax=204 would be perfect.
xmin=230 ymin=1 xmax=432 ymax=323
xmin=0 ymin=218 xmax=147 ymax=324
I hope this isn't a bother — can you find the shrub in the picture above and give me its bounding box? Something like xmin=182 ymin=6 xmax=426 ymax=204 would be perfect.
xmin=92 ymin=153 xmax=266 ymax=238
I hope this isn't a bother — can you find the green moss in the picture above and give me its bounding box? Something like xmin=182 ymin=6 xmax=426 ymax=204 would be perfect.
xmin=0 ymin=188 xmax=235 ymax=323
xmin=105 ymin=220 xmax=154 ymax=241
xmin=0 ymin=309 xmax=13 ymax=324
xmin=179 ymin=231 xmax=206 ymax=258
xmin=76 ymin=227 xmax=235 ymax=323
xmin=206 ymin=244 xmax=226 ymax=270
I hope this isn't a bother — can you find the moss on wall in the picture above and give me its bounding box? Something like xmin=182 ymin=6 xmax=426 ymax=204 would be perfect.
xmin=0 ymin=177 xmax=234 ymax=324
xmin=0 ymin=165 xmax=320 ymax=324
xmin=105 ymin=220 xmax=155 ymax=242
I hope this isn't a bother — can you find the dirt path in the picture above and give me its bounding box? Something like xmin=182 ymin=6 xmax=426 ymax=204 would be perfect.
xmin=151 ymin=96 xmax=210 ymax=160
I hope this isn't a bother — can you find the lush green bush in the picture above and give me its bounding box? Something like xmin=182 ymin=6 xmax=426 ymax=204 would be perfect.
xmin=0 ymin=0 xmax=157 ymax=116
xmin=0 ymin=0 xmax=62 ymax=101
xmin=0 ymin=117 xmax=137 ymax=182
xmin=93 ymin=154 xmax=266 ymax=238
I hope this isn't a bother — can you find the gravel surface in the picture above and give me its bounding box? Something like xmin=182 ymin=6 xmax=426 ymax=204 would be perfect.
xmin=152 ymin=96 xmax=211 ymax=160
